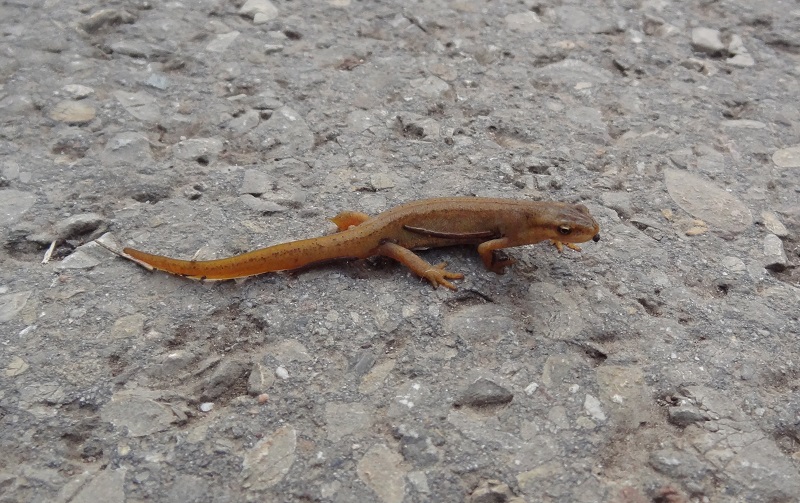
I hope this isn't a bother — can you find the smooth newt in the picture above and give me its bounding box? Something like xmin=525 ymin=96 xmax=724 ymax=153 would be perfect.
xmin=123 ymin=197 xmax=600 ymax=290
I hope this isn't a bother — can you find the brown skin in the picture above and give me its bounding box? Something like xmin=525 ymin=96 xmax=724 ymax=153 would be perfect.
xmin=123 ymin=197 xmax=601 ymax=290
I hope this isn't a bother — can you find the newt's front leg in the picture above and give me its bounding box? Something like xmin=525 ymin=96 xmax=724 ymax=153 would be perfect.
xmin=376 ymin=242 xmax=464 ymax=290
xmin=477 ymin=237 xmax=516 ymax=274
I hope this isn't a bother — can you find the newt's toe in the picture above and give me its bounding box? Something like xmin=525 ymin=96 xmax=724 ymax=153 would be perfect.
xmin=550 ymin=240 xmax=583 ymax=253
xmin=423 ymin=262 xmax=464 ymax=290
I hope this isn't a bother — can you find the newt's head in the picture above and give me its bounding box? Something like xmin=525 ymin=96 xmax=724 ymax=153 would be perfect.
xmin=528 ymin=203 xmax=601 ymax=248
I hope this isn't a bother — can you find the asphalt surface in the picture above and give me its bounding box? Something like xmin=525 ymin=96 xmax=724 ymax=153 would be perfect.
xmin=1 ymin=1 xmax=799 ymax=502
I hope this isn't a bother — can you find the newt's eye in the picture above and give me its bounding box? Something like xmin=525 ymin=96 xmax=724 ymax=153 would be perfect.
xmin=558 ymin=225 xmax=572 ymax=235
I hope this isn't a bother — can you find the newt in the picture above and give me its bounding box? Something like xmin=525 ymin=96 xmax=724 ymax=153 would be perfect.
xmin=122 ymin=197 xmax=600 ymax=290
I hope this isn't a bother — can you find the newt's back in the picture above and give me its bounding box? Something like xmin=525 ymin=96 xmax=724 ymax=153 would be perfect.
xmin=366 ymin=197 xmax=599 ymax=250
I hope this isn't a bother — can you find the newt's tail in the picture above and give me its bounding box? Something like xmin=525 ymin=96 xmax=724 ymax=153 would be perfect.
xmin=122 ymin=247 xmax=230 ymax=280
xmin=122 ymin=232 xmax=369 ymax=280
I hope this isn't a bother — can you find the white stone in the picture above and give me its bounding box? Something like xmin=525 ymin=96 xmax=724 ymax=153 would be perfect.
xmin=584 ymin=394 xmax=607 ymax=422
xmin=240 ymin=0 xmax=278 ymax=21
xmin=772 ymin=146 xmax=800 ymax=168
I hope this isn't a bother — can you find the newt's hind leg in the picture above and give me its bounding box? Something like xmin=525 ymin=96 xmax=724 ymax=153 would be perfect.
xmin=376 ymin=242 xmax=463 ymax=290
xmin=329 ymin=211 xmax=371 ymax=232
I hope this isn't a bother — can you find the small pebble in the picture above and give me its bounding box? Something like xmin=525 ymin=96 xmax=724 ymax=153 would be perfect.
xmin=61 ymin=84 xmax=95 ymax=99
xmin=691 ymin=27 xmax=725 ymax=54
xmin=49 ymin=100 xmax=96 ymax=124
xmin=454 ymin=378 xmax=513 ymax=407
xmin=275 ymin=366 xmax=289 ymax=379
xmin=668 ymin=406 xmax=708 ymax=427
xmin=584 ymin=394 xmax=606 ymax=422
xmin=263 ymin=44 xmax=284 ymax=54
xmin=763 ymin=234 xmax=788 ymax=271
xmin=728 ymin=53 xmax=755 ymax=67
xmin=728 ymin=35 xmax=747 ymax=55
xmin=144 ymin=73 xmax=169 ymax=90
xmin=199 ymin=402 xmax=214 ymax=412
xmin=772 ymin=146 xmax=800 ymax=168
xmin=55 ymin=213 xmax=106 ymax=239
xmin=685 ymin=224 xmax=708 ymax=236
xmin=240 ymin=0 xmax=279 ymax=22
xmin=5 ymin=356 xmax=29 ymax=377
xmin=721 ymin=256 xmax=746 ymax=273
xmin=761 ymin=212 xmax=789 ymax=237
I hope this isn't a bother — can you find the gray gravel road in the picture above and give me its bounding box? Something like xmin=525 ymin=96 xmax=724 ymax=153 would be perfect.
xmin=1 ymin=0 xmax=799 ymax=502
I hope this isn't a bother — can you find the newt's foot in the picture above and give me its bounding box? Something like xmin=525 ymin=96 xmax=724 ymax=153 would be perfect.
xmin=551 ymin=240 xmax=582 ymax=253
xmin=329 ymin=211 xmax=370 ymax=231
xmin=488 ymin=250 xmax=516 ymax=275
xmin=422 ymin=262 xmax=464 ymax=290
